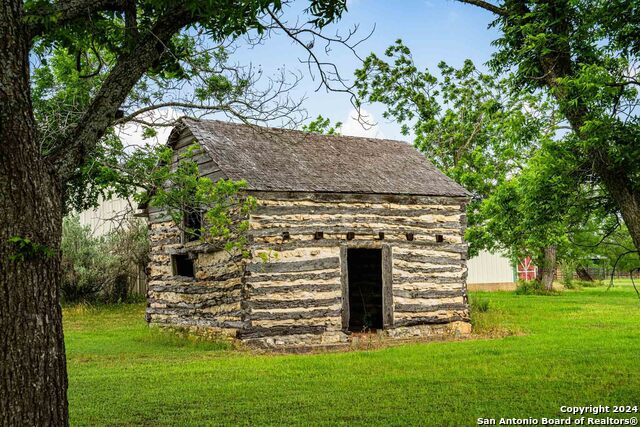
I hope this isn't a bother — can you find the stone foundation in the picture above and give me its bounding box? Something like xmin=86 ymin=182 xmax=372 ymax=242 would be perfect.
xmin=243 ymin=330 xmax=349 ymax=348
xmin=385 ymin=320 xmax=472 ymax=339
xmin=154 ymin=322 xmax=471 ymax=350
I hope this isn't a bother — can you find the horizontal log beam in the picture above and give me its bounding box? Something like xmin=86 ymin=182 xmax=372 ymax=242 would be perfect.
xmin=250 ymin=191 xmax=468 ymax=206
xmin=248 ymin=283 xmax=339 ymax=295
xmin=247 ymin=297 xmax=341 ymax=310
xmin=149 ymin=283 xmax=243 ymax=295
xmin=148 ymin=294 xmax=242 ymax=309
xmin=246 ymin=257 xmax=340 ymax=273
xmin=251 ymin=218 xmax=462 ymax=231
xmin=392 ymin=289 xmax=465 ymax=299
xmin=194 ymin=271 xmax=244 ymax=282
xmin=250 ymin=308 xmax=341 ymax=321
xmin=149 ymin=316 xmax=247 ymax=330
xmin=394 ymin=303 xmax=469 ymax=313
xmin=254 ymin=205 xmax=463 ymax=218
xmin=392 ymin=275 xmax=463 ymax=284
xmin=394 ymin=253 xmax=463 ymax=265
xmin=245 ymin=271 xmax=341 ymax=283
xmin=250 ymin=239 xmax=467 ymax=254
xmin=166 ymin=242 xmax=225 ymax=255
xmin=394 ymin=265 xmax=463 ymax=274
xmin=250 ymin=226 xmax=460 ymax=238
xmin=147 ymin=307 xmax=244 ymax=319
xmin=237 ymin=325 xmax=327 ymax=339
xmin=392 ymin=315 xmax=470 ymax=327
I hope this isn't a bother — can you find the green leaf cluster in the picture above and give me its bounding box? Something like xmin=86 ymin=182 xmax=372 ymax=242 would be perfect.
xmin=146 ymin=145 xmax=256 ymax=256
xmin=301 ymin=114 xmax=342 ymax=135
xmin=355 ymin=40 xmax=557 ymax=256
xmin=7 ymin=236 xmax=54 ymax=262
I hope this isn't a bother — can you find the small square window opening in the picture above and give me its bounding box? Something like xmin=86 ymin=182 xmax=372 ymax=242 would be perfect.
xmin=172 ymin=254 xmax=194 ymax=278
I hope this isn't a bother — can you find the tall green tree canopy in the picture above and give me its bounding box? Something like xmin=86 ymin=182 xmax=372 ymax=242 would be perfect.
xmin=456 ymin=0 xmax=640 ymax=254
xmin=356 ymin=1 xmax=640 ymax=286
xmin=354 ymin=40 xmax=558 ymax=256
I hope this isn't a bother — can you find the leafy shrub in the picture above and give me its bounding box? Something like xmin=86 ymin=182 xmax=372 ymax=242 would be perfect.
xmin=470 ymin=297 xmax=490 ymax=313
xmin=563 ymin=281 xmax=580 ymax=290
xmin=515 ymin=280 xmax=560 ymax=296
xmin=61 ymin=217 xmax=114 ymax=302
xmin=102 ymin=219 xmax=150 ymax=303
xmin=61 ymin=216 xmax=149 ymax=303
xmin=559 ymin=261 xmax=575 ymax=287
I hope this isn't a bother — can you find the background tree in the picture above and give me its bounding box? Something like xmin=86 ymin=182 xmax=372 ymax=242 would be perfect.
xmin=469 ymin=139 xmax=585 ymax=289
xmin=60 ymin=216 xmax=149 ymax=303
xmin=0 ymin=1 xmax=355 ymax=424
xmin=567 ymin=213 xmax=640 ymax=284
xmin=354 ymin=41 xmax=563 ymax=283
xmin=455 ymin=0 xmax=640 ymax=258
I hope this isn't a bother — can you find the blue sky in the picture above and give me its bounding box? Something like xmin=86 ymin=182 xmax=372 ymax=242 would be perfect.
xmin=233 ymin=0 xmax=501 ymax=140
xmin=119 ymin=1 xmax=501 ymax=146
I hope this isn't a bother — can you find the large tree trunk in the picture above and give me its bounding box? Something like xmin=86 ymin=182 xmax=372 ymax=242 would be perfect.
xmin=538 ymin=246 xmax=557 ymax=291
xmin=595 ymin=161 xmax=640 ymax=256
xmin=529 ymin=0 xmax=640 ymax=261
xmin=1 ymin=1 xmax=69 ymax=425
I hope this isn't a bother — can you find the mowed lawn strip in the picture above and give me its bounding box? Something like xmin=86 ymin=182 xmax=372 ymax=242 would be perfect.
xmin=65 ymin=283 xmax=640 ymax=426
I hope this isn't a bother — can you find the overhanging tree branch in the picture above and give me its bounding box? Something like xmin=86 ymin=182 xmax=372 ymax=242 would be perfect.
xmin=456 ymin=0 xmax=506 ymax=16
xmin=26 ymin=0 xmax=129 ymax=38
xmin=42 ymin=1 xmax=364 ymax=182
xmin=46 ymin=4 xmax=195 ymax=180
xmin=265 ymin=8 xmax=368 ymax=110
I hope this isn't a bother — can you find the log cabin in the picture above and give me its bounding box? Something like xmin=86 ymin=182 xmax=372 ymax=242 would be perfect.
xmin=141 ymin=118 xmax=472 ymax=347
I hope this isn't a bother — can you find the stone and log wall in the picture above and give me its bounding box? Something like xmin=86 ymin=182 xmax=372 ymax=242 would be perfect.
xmin=242 ymin=191 xmax=471 ymax=346
xmin=145 ymin=131 xmax=247 ymax=336
xmin=145 ymin=219 xmax=247 ymax=335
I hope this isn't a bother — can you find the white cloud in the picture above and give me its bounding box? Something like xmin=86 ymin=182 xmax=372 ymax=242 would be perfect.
xmin=340 ymin=108 xmax=384 ymax=139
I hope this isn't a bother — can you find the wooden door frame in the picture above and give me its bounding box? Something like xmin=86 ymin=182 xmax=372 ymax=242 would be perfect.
xmin=340 ymin=244 xmax=394 ymax=331
xmin=381 ymin=244 xmax=394 ymax=329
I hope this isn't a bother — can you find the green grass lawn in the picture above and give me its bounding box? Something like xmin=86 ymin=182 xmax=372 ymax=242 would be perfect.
xmin=65 ymin=282 xmax=640 ymax=426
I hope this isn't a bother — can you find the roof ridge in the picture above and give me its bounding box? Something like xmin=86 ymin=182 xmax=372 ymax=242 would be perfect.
xmin=175 ymin=118 xmax=470 ymax=197
xmin=179 ymin=117 xmax=412 ymax=146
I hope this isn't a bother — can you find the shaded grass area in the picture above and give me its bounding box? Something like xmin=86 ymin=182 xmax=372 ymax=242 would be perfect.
xmin=65 ymin=285 xmax=640 ymax=426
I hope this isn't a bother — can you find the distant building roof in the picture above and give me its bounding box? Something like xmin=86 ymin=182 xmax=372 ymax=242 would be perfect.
xmin=169 ymin=118 xmax=470 ymax=197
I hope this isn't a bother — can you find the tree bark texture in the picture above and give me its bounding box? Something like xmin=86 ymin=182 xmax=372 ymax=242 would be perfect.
xmin=533 ymin=1 xmax=640 ymax=260
xmin=538 ymin=246 xmax=557 ymax=291
xmin=464 ymin=0 xmax=640 ymax=262
xmin=1 ymin=2 xmax=197 ymax=423
xmin=594 ymin=161 xmax=640 ymax=256
xmin=1 ymin=1 xmax=68 ymax=425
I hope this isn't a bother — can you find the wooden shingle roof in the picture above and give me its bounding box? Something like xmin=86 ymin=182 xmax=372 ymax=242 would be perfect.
xmin=170 ymin=118 xmax=470 ymax=197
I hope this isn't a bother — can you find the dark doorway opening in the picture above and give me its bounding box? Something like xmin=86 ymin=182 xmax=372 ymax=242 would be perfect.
xmin=347 ymin=248 xmax=383 ymax=332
